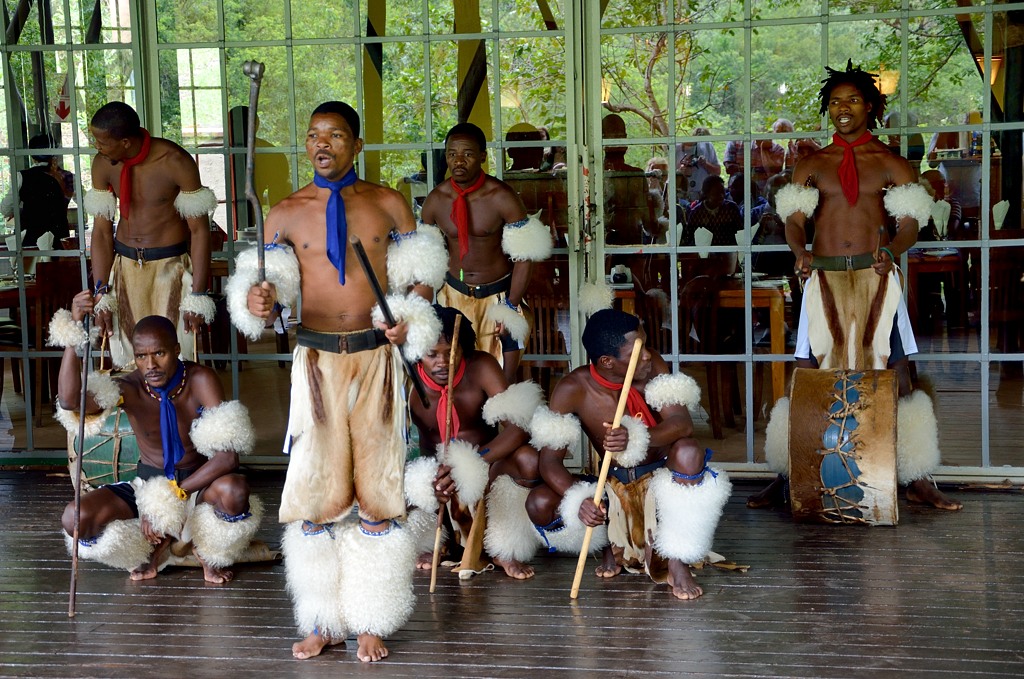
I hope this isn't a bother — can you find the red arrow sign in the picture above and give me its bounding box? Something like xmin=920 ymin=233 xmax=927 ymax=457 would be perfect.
xmin=55 ymin=100 xmax=71 ymax=120
xmin=54 ymin=74 xmax=71 ymax=120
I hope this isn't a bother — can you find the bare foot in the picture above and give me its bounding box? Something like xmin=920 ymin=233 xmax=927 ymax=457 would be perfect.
xmin=905 ymin=479 xmax=963 ymax=510
xmin=666 ymin=559 xmax=703 ymax=600
xmin=747 ymin=474 xmax=788 ymax=509
xmin=129 ymin=563 xmax=159 ymax=581
xmin=195 ymin=550 xmax=235 ymax=584
xmin=416 ymin=551 xmax=434 ymax=570
xmin=356 ymin=633 xmax=389 ymax=663
xmin=594 ymin=546 xmax=622 ymax=578
xmin=129 ymin=537 xmax=170 ymax=581
xmin=493 ymin=556 xmax=534 ymax=579
xmin=292 ymin=631 xmax=342 ymax=660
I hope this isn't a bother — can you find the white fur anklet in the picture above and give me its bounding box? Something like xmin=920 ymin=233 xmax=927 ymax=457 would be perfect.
xmin=483 ymin=475 xmax=539 ymax=563
xmin=282 ymin=518 xmax=349 ymax=639
xmin=338 ymin=517 xmax=417 ymax=638
xmin=186 ymin=495 xmax=264 ymax=569
xmin=896 ymin=390 xmax=941 ymax=484
xmin=63 ymin=519 xmax=153 ymax=572
xmin=764 ymin=397 xmax=790 ymax=476
xmin=648 ymin=467 xmax=731 ymax=564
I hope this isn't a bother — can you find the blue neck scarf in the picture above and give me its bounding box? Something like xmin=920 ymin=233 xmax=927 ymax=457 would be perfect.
xmin=313 ymin=167 xmax=358 ymax=285
xmin=149 ymin=360 xmax=187 ymax=479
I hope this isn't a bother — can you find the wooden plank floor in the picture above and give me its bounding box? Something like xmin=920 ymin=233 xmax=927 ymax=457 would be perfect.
xmin=1 ymin=471 xmax=1022 ymax=678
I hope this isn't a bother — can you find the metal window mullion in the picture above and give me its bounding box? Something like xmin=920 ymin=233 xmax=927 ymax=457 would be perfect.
xmin=490 ymin=0 xmax=502 ymax=176
xmin=978 ymin=10 xmax=995 ymax=467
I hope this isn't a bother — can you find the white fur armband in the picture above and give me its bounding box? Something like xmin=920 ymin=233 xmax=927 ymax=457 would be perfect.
xmin=174 ymin=186 xmax=217 ymax=219
xmin=189 ymin=400 xmax=255 ymax=458
xmin=405 ymin=456 xmax=440 ymax=512
xmin=226 ymin=245 xmax=300 ymax=341
xmin=179 ymin=293 xmax=217 ymax=325
xmin=613 ymin=415 xmax=650 ymax=468
xmin=884 ymin=183 xmax=934 ymax=226
xmin=775 ymin=183 xmax=819 ymax=222
xmin=47 ymin=309 xmax=89 ymax=349
xmin=502 ymin=213 xmax=553 ymax=262
xmin=83 ymin=188 xmax=117 ymax=221
xmin=530 ymin=405 xmax=582 ymax=454
xmin=644 ymin=373 xmax=701 ymax=411
xmin=438 ymin=439 xmax=488 ymax=508
xmin=54 ymin=371 xmax=122 ymax=437
xmin=578 ymin=279 xmax=614 ymax=317
xmin=371 ymin=292 xmax=440 ymax=361
xmin=483 ymin=380 xmax=544 ymax=429
xmin=485 ymin=302 xmax=529 ymax=344
xmin=387 ymin=223 xmax=448 ymax=292
xmin=133 ymin=476 xmax=188 ymax=538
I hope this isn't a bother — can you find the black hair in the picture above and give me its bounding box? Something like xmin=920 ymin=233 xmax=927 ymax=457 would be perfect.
xmin=90 ymin=101 xmax=142 ymax=140
xmin=432 ymin=305 xmax=477 ymax=358
xmin=132 ymin=315 xmax=178 ymax=349
xmin=581 ymin=309 xmax=639 ymax=363
xmin=445 ymin=122 xmax=487 ymax=152
xmin=702 ymin=174 xmax=725 ymax=196
xmin=28 ymin=133 xmax=56 ymax=163
xmin=311 ymin=101 xmax=361 ymax=138
xmin=818 ymin=60 xmax=885 ymax=131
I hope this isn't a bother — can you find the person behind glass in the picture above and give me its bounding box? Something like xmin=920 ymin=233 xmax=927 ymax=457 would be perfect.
xmin=727 ymin=172 xmax=767 ymax=224
xmin=883 ymin=111 xmax=924 ymax=174
xmin=677 ymin=126 xmax=721 ymax=206
xmin=1 ymin=134 xmax=73 ymax=247
xmin=601 ymin=114 xmax=664 ymax=244
xmin=919 ymin=169 xmax=960 ymax=241
xmin=750 ymin=119 xmax=789 ymax=193
xmin=505 ymin=123 xmax=546 ymax=172
xmin=683 ymin=175 xmax=742 ymax=249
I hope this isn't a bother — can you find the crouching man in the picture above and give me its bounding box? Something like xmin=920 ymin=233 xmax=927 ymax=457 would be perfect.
xmin=525 ymin=309 xmax=731 ymax=600
xmin=53 ymin=291 xmax=261 ymax=584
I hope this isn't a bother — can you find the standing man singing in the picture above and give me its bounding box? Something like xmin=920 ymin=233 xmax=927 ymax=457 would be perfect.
xmin=421 ymin=123 xmax=553 ymax=383
xmin=228 ymin=101 xmax=446 ymax=663
xmin=750 ymin=61 xmax=962 ymax=511
xmin=85 ymin=102 xmax=217 ymax=367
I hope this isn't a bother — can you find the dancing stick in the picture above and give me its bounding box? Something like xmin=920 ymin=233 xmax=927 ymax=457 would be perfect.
xmin=569 ymin=337 xmax=643 ymax=600
xmin=242 ymin=60 xmax=267 ymax=282
xmin=430 ymin=314 xmax=462 ymax=593
xmin=873 ymin=225 xmax=884 ymax=261
xmin=68 ymin=316 xmax=93 ymax=617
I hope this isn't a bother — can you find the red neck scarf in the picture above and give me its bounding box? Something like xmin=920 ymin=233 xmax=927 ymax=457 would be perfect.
xmin=117 ymin=129 xmax=152 ymax=220
xmin=417 ymin=359 xmax=467 ymax=440
xmin=832 ymin=131 xmax=872 ymax=206
xmin=449 ymin=172 xmax=486 ymax=259
xmin=589 ymin=364 xmax=656 ymax=427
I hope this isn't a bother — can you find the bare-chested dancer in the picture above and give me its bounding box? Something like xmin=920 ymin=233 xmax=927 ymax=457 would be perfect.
xmin=750 ymin=61 xmax=962 ymax=511
xmin=54 ymin=297 xmax=260 ymax=585
xmin=421 ymin=123 xmax=552 ymax=383
xmin=85 ymin=102 xmax=217 ymax=367
xmin=228 ymin=102 xmax=445 ymax=663
xmin=405 ymin=306 xmax=541 ymax=579
xmin=526 ymin=309 xmax=731 ymax=600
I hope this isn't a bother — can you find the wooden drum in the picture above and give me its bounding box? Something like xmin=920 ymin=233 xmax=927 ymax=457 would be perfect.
xmin=67 ymin=408 xmax=140 ymax=492
xmin=789 ymin=368 xmax=898 ymax=526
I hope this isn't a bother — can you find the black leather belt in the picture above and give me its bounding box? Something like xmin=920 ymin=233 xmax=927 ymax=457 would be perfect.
xmin=444 ymin=271 xmax=512 ymax=299
xmin=296 ymin=326 xmax=387 ymax=354
xmin=608 ymin=457 xmax=667 ymax=484
xmin=810 ymin=252 xmax=876 ymax=271
xmin=114 ymin=240 xmax=188 ymax=263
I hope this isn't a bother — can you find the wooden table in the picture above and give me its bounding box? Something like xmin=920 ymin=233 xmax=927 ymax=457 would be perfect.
xmin=715 ymin=280 xmax=786 ymax=406
xmin=906 ymin=249 xmax=968 ymax=328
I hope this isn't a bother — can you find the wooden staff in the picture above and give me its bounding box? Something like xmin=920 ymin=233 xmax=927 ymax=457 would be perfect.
xmin=430 ymin=314 xmax=462 ymax=593
xmin=569 ymin=337 xmax=643 ymax=600
xmin=68 ymin=315 xmax=93 ymax=617
xmin=242 ymin=60 xmax=266 ymax=282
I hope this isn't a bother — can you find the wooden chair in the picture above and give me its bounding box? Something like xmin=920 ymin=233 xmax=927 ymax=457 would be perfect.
xmin=31 ymin=259 xmax=84 ymax=425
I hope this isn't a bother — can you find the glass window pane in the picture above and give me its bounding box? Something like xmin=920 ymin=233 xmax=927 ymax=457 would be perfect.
xmin=500 ymin=36 xmax=567 ymax=149
xmin=224 ymin=48 xmax=292 ymax=149
xmin=907 ymin=15 xmax=984 ymax=128
xmin=751 ymin=23 xmax=822 ymax=136
xmin=356 ymin=0 xmax=425 ymax=38
xmin=751 ymin=0 xmax=824 ymax=21
xmin=225 ymin=0 xmax=286 ymax=42
xmin=380 ymin=42 xmax=427 ymax=144
xmin=918 ymin=360 xmax=982 ymax=468
xmin=990 ymin=362 xmax=1024 ymax=468
xmin=676 ymin=30 xmax=747 ymax=137
xmin=291 ymin=45 xmax=359 ymax=134
xmin=906 ymin=245 xmax=972 ymax=351
xmin=498 ymin=0 xmax=565 ymax=32
xmin=988 ymin=244 xmax=1024 ymax=357
xmin=156 ymin=0 xmax=220 ymax=43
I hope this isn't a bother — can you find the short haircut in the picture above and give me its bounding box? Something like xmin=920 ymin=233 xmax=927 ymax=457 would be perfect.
xmin=28 ymin=133 xmax=56 ymax=163
xmin=581 ymin=309 xmax=639 ymax=363
xmin=90 ymin=102 xmax=142 ymax=140
xmin=445 ymin=122 xmax=487 ymax=152
xmin=311 ymin=101 xmax=361 ymax=138
xmin=132 ymin=315 xmax=178 ymax=349
xmin=702 ymin=174 xmax=725 ymax=196
xmin=432 ymin=305 xmax=477 ymax=358
xmin=818 ymin=60 xmax=885 ymax=130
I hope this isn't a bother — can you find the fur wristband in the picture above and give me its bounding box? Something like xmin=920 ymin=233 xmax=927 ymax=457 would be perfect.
xmin=578 ymin=279 xmax=614 ymax=317
xmin=179 ymin=293 xmax=217 ymax=324
xmin=502 ymin=213 xmax=553 ymax=262
xmin=485 ymin=301 xmax=529 ymax=343
xmin=189 ymin=400 xmax=255 ymax=458
xmin=134 ymin=476 xmax=188 ymax=538
xmin=47 ymin=309 xmax=89 ymax=349
xmin=370 ymin=292 xmax=441 ymax=361
xmin=226 ymin=245 xmax=300 ymax=341
xmin=613 ymin=415 xmax=650 ymax=468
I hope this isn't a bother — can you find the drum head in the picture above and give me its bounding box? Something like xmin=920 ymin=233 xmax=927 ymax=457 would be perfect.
xmin=67 ymin=408 xmax=139 ymax=492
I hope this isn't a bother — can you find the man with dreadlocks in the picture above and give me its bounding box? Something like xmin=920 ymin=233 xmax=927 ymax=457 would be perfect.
xmin=749 ymin=61 xmax=962 ymax=511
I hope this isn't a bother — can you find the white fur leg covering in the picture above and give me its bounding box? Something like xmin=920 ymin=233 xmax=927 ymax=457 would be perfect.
xmin=388 ymin=223 xmax=448 ymax=292
xmin=134 ymin=477 xmax=188 ymax=538
xmin=764 ymin=397 xmax=790 ymax=475
xmin=485 ymin=302 xmax=529 ymax=344
xmin=281 ymin=518 xmax=349 ymax=639
xmin=404 ymin=456 xmax=440 ymax=513
xmin=483 ymin=475 xmax=540 ymax=563
xmin=482 ymin=380 xmax=544 ymax=429
xmin=371 ymin=292 xmax=441 ymax=361
xmin=543 ymin=481 xmax=609 ymax=555
xmin=648 ymin=467 xmax=732 ymax=564
xmin=439 ymin=440 xmax=488 ymax=508
xmin=64 ymin=519 xmax=153 ymax=572
xmin=338 ymin=519 xmax=417 ymax=638
xmin=578 ymin=279 xmax=614 ymax=317
xmin=226 ymin=245 xmax=300 ymax=341
xmin=186 ymin=495 xmax=264 ymax=569
xmin=406 ymin=507 xmax=441 ymax=557
xmin=897 ymin=390 xmax=942 ymax=484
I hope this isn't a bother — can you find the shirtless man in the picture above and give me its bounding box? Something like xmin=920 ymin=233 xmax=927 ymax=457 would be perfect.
xmin=421 ymin=122 xmax=552 ymax=383
xmin=53 ymin=297 xmax=260 ymax=584
xmin=228 ymin=101 xmax=445 ymax=663
xmin=526 ymin=309 xmax=731 ymax=600
xmin=405 ymin=305 xmax=541 ymax=579
xmin=751 ymin=61 xmax=962 ymax=511
xmin=85 ymin=102 xmax=217 ymax=367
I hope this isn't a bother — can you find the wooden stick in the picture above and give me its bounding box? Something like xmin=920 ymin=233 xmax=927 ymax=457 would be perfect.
xmin=68 ymin=317 xmax=93 ymax=617
xmin=430 ymin=314 xmax=462 ymax=593
xmin=569 ymin=337 xmax=644 ymax=600
xmin=874 ymin=225 xmax=884 ymax=261
xmin=242 ymin=60 xmax=266 ymax=282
